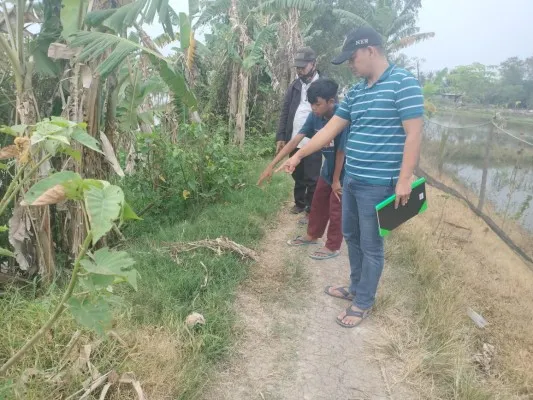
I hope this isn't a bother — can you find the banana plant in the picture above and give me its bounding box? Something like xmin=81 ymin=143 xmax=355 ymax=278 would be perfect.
xmin=117 ymin=70 xmax=166 ymax=132
xmin=0 ymin=0 xmax=62 ymax=123
xmin=0 ymin=117 xmax=140 ymax=375
xmin=197 ymin=0 xmax=284 ymax=145
xmin=151 ymin=10 xmax=203 ymax=124
xmin=67 ymin=0 xmax=198 ymax=111
xmin=0 ymin=117 xmax=102 ymax=272
xmin=0 ymin=0 xmax=80 ymax=279
xmin=46 ymin=0 xmax=199 ymax=184
xmin=332 ymin=0 xmax=435 ymax=53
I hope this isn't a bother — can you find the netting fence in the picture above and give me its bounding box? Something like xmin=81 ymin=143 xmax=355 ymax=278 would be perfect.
xmin=419 ymin=108 xmax=533 ymax=264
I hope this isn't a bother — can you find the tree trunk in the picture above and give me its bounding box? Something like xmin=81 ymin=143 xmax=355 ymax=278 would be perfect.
xmin=81 ymin=72 xmax=108 ymax=180
xmin=284 ymin=8 xmax=303 ymax=96
xmin=266 ymin=8 xmax=302 ymax=99
xmin=59 ymin=25 xmax=109 ymax=258
xmin=11 ymin=87 xmax=56 ymax=282
xmin=16 ymin=89 xmax=37 ymax=126
xmin=228 ymin=61 xmax=239 ymax=133
xmin=234 ymin=68 xmax=249 ymax=147
xmin=280 ymin=64 xmax=290 ymax=97
xmin=62 ymin=62 xmax=87 ymax=259
xmin=30 ymin=206 xmax=55 ymax=281
xmin=104 ymin=72 xmax=118 ymax=148
xmin=138 ymin=56 xmax=154 ymax=134
xmin=228 ymin=0 xmax=252 ymax=146
xmin=6 ymin=6 xmax=57 ymax=282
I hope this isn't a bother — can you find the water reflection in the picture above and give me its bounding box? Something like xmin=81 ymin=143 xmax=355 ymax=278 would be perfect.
xmin=443 ymin=163 xmax=533 ymax=232
xmin=424 ymin=112 xmax=533 ymax=233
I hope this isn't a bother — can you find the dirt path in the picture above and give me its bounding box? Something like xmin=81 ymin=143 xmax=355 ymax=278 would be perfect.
xmin=203 ymin=207 xmax=412 ymax=400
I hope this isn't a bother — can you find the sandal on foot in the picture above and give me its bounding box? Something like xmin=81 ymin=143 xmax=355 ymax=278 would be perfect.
xmin=324 ymin=286 xmax=354 ymax=301
xmin=309 ymin=249 xmax=340 ymax=260
xmin=287 ymin=235 xmax=318 ymax=246
xmin=336 ymin=307 xmax=370 ymax=328
xmin=290 ymin=205 xmax=305 ymax=214
xmin=297 ymin=216 xmax=309 ymax=225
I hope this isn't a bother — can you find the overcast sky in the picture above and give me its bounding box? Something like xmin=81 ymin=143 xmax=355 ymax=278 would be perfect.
xmin=403 ymin=0 xmax=532 ymax=71
xmin=155 ymin=0 xmax=532 ymax=72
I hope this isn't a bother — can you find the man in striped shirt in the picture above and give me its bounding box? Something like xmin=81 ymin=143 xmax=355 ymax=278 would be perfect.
xmin=278 ymin=26 xmax=424 ymax=328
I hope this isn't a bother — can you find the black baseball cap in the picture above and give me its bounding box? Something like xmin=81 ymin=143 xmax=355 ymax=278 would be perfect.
xmin=331 ymin=26 xmax=383 ymax=65
xmin=292 ymin=47 xmax=317 ymax=68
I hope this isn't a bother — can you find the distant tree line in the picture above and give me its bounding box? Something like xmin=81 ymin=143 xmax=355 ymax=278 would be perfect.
xmin=414 ymin=57 xmax=533 ymax=109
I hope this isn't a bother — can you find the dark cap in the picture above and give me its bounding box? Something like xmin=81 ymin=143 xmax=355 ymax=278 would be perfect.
xmin=331 ymin=26 xmax=383 ymax=65
xmin=292 ymin=47 xmax=317 ymax=68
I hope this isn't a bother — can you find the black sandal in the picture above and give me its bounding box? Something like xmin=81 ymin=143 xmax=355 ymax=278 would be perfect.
xmin=324 ymin=286 xmax=354 ymax=301
xmin=336 ymin=306 xmax=370 ymax=328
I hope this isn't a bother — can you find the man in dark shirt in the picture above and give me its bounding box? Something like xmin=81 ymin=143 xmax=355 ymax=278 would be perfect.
xmin=259 ymin=78 xmax=347 ymax=259
xmin=275 ymin=47 xmax=322 ymax=215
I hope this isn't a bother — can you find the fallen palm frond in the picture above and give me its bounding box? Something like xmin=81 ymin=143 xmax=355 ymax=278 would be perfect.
xmin=164 ymin=237 xmax=258 ymax=261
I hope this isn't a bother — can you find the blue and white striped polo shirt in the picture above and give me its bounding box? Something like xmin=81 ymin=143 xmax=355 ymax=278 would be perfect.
xmin=335 ymin=64 xmax=424 ymax=185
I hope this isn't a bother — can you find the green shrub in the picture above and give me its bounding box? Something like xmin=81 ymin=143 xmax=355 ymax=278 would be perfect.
xmin=122 ymin=123 xmax=248 ymax=222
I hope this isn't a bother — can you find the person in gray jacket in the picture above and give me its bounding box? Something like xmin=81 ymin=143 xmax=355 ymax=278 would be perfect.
xmin=276 ymin=47 xmax=322 ymax=215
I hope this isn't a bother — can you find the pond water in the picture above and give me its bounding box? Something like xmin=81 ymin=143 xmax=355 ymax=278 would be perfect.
xmin=443 ymin=163 xmax=533 ymax=233
xmin=426 ymin=113 xmax=533 ymax=147
xmin=425 ymin=112 xmax=533 ymax=233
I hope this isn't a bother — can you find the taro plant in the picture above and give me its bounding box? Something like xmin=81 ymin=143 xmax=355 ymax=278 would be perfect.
xmin=0 ymin=118 xmax=140 ymax=375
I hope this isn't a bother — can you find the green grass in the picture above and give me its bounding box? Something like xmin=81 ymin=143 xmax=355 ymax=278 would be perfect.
xmin=123 ymin=164 xmax=291 ymax=398
xmin=0 ymin=161 xmax=292 ymax=400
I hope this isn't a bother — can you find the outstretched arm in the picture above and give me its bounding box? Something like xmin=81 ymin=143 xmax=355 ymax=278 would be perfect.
xmin=257 ymin=133 xmax=305 ymax=185
xmin=277 ymin=116 xmax=349 ymax=173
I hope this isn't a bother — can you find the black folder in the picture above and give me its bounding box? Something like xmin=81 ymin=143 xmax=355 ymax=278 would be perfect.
xmin=375 ymin=177 xmax=428 ymax=237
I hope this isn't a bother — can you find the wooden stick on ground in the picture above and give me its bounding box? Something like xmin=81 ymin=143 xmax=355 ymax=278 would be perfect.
xmin=98 ymin=383 xmax=112 ymax=400
xmin=119 ymin=372 xmax=147 ymax=400
xmin=164 ymin=237 xmax=258 ymax=261
xmin=65 ymin=371 xmax=111 ymax=400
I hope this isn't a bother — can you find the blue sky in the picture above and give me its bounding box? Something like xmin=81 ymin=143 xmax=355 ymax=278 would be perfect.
xmin=149 ymin=0 xmax=532 ymax=72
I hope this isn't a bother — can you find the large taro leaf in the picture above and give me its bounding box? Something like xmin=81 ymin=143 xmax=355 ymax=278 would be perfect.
xmin=80 ymin=247 xmax=137 ymax=290
xmin=84 ymin=185 xmax=124 ymax=245
xmin=67 ymin=295 xmax=112 ymax=336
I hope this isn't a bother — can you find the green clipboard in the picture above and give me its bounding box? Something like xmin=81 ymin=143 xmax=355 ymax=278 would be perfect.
xmin=375 ymin=177 xmax=428 ymax=237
